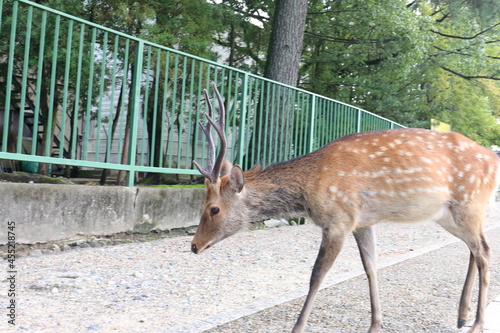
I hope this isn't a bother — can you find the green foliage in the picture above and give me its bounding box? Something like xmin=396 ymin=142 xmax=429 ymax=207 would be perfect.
xmin=3 ymin=0 xmax=499 ymax=149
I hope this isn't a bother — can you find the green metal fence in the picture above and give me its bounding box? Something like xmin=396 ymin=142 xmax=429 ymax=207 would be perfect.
xmin=0 ymin=0 xmax=405 ymax=186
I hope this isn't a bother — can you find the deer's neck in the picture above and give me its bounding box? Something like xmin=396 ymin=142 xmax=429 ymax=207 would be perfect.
xmin=242 ymin=155 xmax=321 ymax=221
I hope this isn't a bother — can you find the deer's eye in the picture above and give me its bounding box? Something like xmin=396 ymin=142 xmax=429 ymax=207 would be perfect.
xmin=210 ymin=207 xmax=220 ymax=216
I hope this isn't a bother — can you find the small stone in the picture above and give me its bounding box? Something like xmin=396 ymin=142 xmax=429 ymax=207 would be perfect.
xmin=51 ymin=287 xmax=59 ymax=294
xmin=32 ymin=280 xmax=47 ymax=290
xmin=30 ymin=249 xmax=43 ymax=257
xmin=48 ymin=244 xmax=61 ymax=252
xmin=133 ymin=271 xmax=144 ymax=278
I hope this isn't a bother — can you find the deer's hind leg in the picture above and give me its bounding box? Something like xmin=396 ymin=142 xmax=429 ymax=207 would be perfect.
xmin=353 ymin=226 xmax=382 ymax=333
xmin=435 ymin=204 xmax=491 ymax=333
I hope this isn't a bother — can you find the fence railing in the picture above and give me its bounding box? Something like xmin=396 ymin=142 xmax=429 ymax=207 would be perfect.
xmin=0 ymin=0 xmax=405 ymax=186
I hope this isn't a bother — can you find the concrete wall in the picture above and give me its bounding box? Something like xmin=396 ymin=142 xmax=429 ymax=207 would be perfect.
xmin=0 ymin=183 xmax=206 ymax=244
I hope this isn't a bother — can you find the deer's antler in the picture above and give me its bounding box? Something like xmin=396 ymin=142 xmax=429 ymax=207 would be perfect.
xmin=193 ymin=82 xmax=226 ymax=184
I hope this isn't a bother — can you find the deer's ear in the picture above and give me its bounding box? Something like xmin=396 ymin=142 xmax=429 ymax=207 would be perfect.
xmin=229 ymin=165 xmax=244 ymax=193
xmin=220 ymin=159 xmax=233 ymax=177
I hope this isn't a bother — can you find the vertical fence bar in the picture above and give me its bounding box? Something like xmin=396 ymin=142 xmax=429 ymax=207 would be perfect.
xmin=104 ymin=34 xmax=120 ymax=164
xmin=17 ymin=5 xmax=33 ymax=153
xmin=83 ymin=27 xmax=97 ymax=160
xmin=127 ymin=40 xmax=144 ymax=187
xmin=237 ymin=73 xmax=248 ymax=166
xmin=116 ymin=38 xmax=130 ymax=165
xmin=185 ymin=58 xmax=196 ymax=168
xmin=357 ymin=108 xmax=362 ymax=134
xmin=149 ymin=48 xmax=161 ymax=167
xmin=45 ymin=14 xmax=60 ymax=157
xmin=94 ymin=30 xmax=108 ymax=162
xmin=32 ymin=10 xmax=45 ymax=155
xmin=308 ymin=95 xmax=316 ymax=153
xmin=168 ymin=54 xmax=179 ymax=168
xmin=71 ymin=23 xmax=85 ymax=159
xmin=58 ymin=19 xmax=73 ymax=158
xmin=177 ymin=56 xmax=187 ymax=168
xmin=191 ymin=60 xmax=203 ymax=169
xmin=158 ymin=50 xmax=170 ymax=168
xmin=3 ymin=0 xmax=18 ymax=152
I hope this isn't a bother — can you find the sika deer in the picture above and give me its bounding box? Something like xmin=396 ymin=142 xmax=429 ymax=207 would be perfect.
xmin=191 ymin=83 xmax=500 ymax=333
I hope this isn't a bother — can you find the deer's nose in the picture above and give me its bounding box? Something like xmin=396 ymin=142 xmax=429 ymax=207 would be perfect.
xmin=191 ymin=244 xmax=198 ymax=254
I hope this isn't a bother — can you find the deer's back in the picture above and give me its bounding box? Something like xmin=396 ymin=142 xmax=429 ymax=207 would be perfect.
xmin=304 ymin=128 xmax=499 ymax=228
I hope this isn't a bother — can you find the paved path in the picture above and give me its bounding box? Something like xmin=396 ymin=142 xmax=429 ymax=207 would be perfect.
xmin=170 ymin=223 xmax=500 ymax=333
xmin=5 ymin=204 xmax=500 ymax=332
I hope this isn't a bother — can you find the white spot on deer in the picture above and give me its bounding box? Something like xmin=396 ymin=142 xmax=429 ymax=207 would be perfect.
xmin=448 ymin=176 xmax=454 ymax=182
xmin=383 ymin=157 xmax=391 ymax=163
xmin=338 ymin=171 xmax=346 ymax=176
xmin=385 ymin=178 xmax=394 ymax=183
xmin=323 ymin=166 xmax=329 ymax=171
xmin=388 ymin=142 xmax=396 ymax=148
xmin=380 ymin=146 xmax=388 ymax=151
xmin=329 ymin=186 xmax=337 ymax=193
xmin=421 ymin=157 xmax=432 ymax=164
xmin=369 ymin=154 xmax=376 ymax=159
xmin=469 ymin=175 xmax=476 ymax=183
xmin=457 ymin=171 xmax=464 ymax=178
xmin=394 ymin=139 xmax=402 ymax=145
xmin=458 ymin=185 xmax=465 ymax=192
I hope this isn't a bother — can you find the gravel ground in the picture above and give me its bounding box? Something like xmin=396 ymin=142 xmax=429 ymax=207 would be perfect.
xmin=1 ymin=204 xmax=500 ymax=332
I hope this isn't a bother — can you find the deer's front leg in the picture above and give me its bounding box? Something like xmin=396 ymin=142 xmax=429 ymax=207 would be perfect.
xmin=292 ymin=226 xmax=349 ymax=333
xmin=353 ymin=226 xmax=382 ymax=333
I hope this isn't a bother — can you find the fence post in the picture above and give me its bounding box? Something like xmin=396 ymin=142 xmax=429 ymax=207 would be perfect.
xmin=357 ymin=109 xmax=362 ymax=133
xmin=237 ymin=73 xmax=248 ymax=166
xmin=308 ymin=95 xmax=316 ymax=153
xmin=127 ymin=40 xmax=144 ymax=187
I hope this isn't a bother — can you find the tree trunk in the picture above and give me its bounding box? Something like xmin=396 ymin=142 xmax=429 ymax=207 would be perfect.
xmin=264 ymin=0 xmax=308 ymax=86
xmin=247 ymin=0 xmax=308 ymax=167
